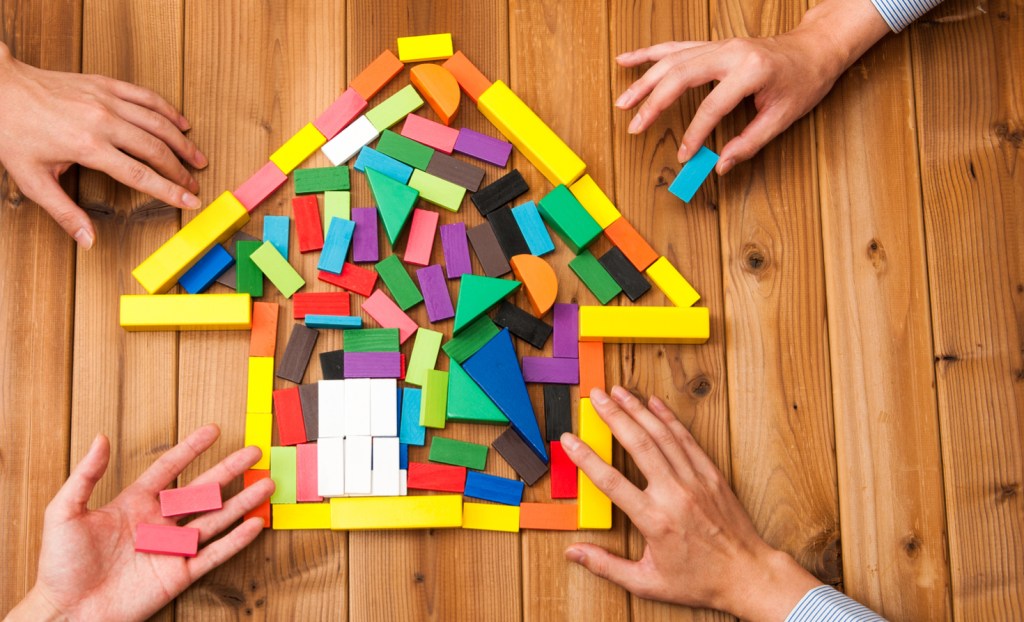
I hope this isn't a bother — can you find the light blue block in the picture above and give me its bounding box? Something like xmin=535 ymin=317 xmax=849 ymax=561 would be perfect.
xmin=317 ymin=217 xmax=355 ymax=274
xmin=354 ymin=147 xmax=413 ymax=184
xmin=463 ymin=471 xmax=524 ymax=506
xmin=399 ymin=387 xmax=425 ymax=446
xmin=668 ymin=146 xmax=719 ymax=203
xmin=512 ymin=201 xmax=555 ymax=256
xmin=263 ymin=215 xmax=290 ymax=260
xmin=179 ymin=244 xmax=233 ymax=294
xmin=304 ymin=314 xmax=363 ymax=329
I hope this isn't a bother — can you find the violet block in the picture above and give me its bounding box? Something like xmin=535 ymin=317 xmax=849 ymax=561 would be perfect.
xmin=343 ymin=351 xmax=402 ymax=378
xmin=351 ymin=207 xmax=379 ymax=263
xmin=416 ymin=264 xmax=455 ymax=323
xmin=439 ymin=222 xmax=472 ymax=280
xmin=521 ymin=356 xmax=579 ymax=385
xmin=552 ymin=303 xmax=579 ymax=358
xmin=454 ymin=128 xmax=513 ymax=168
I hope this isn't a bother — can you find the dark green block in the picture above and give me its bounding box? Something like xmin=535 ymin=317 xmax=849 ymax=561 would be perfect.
xmin=429 ymin=436 xmax=488 ymax=470
xmin=537 ymin=184 xmax=602 ymax=254
xmin=235 ymin=240 xmax=263 ymax=297
xmin=294 ymin=166 xmax=350 ymax=194
xmin=377 ymin=129 xmax=434 ymax=170
xmin=375 ymin=254 xmax=423 ymax=310
xmin=569 ymin=250 xmax=621 ymax=304
xmin=343 ymin=328 xmax=400 ymax=352
xmin=442 ymin=315 xmax=499 ymax=363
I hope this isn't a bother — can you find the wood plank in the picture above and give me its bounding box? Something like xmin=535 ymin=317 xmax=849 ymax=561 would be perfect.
xmin=0 ymin=0 xmax=79 ymax=609
xmin=910 ymin=1 xmax=1024 ymax=617
xmin=812 ymin=6 xmax=951 ymax=617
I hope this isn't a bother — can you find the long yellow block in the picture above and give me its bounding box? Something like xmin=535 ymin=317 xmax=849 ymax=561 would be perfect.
xmin=269 ymin=123 xmax=327 ymax=174
xmin=463 ymin=502 xmax=520 ymax=532
xmin=579 ymin=397 xmax=612 ymax=530
xmin=244 ymin=412 xmax=273 ymax=469
xmin=396 ymin=33 xmax=453 ymax=62
xmin=646 ymin=256 xmax=701 ymax=307
xmin=247 ymin=356 xmax=274 ymax=414
xmin=569 ymin=174 xmax=621 ymax=229
xmin=131 ymin=191 xmax=249 ymax=294
xmin=578 ymin=306 xmax=710 ymax=344
xmin=329 ymin=495 xmax=463 ymax=530
xmin=119 ymin=293 xmax=252 ymax=331
xmin=272 ymin=503 xmax=332 ymax=530
xmin=477 ymin=80 xmax=586 ymax=186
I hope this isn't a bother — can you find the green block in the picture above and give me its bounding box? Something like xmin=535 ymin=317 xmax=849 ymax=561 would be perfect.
xmin=569 ymin=250 xmax=621 ymax=305
xmin=442 ymin=315 xmax=500 ymax=363
xmin=343 ymin=328 xmax=400 ymax=352
xmin=366 ymin=85 xmax=424 ymax=132
xmin=453 ymin=274 xmax=521 ymax=333
xmin=428 ymin=436 xmax=488 ymax=470
xmin=408 ymin=169 xmax=466 ymax=212
xmin=405 ymin=328 xmax=443 ymax=386
xmin=294 ymin=166 xmax=350 ymax=194
xmin=377 ymin=129 xmax=434 ymax=170
xmin=367 ymin=168 xmax=418 ymax=245
xmin=419 ymin=369 xmax=449 ymax=429
xmin=323 ymin=191 xmax=351 ymax=235
xmin=270 ymin=446 xmax=297 ymax=504
xmin=375 ymin=254 xmax=423 ymax=310
xmin=236 ymin=239 xmax=264 ymax=297
xmin=447 ymin=360 xmax=508 ymax=424
xmin=537 ymin=184 xmax=602 ymax=254
xmin=250 ymin=241 xmax=305 ymax=298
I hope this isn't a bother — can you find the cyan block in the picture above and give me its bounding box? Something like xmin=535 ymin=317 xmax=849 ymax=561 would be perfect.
xmin=263 ymin=215 xmax=290 ymax=260
xmin=668 ymin=146 xmax=719 ymax=203
xmin=354 ymin=146 xmax=414 ymax=184
xmin=511 ymin=201 xmax=554 ymax=256
xmin=317 ymin=217 xmax=356 ymax=274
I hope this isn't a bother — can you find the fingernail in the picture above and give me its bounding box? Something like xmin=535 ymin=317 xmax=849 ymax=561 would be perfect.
xmin=182 ymin=192 xmax=201 ymax=209
xmin=195 ymin=149 xmax=208 ymax=168
xmin=678 ymin=144 xmax=689 ymax=162
xmin=719 ymin=158 xmax=735 ymax=175
xmin=614 ymin=89 xmax=632 ymax=108
xmin=590 ymin=388 xmax=610 ymax=405
xmin=565 ymin=547 xmax=586 ymax=564
xmin=627 ymin=114 xmax=643 ymax=134
xmin=179 ymin=115 xmax=191 ymax=131
xmin=611 ymin=385 xmax=630 ymax=401
xmin=560 ymin=432 xmax=581 ymax=451
xmin=74 ymin=227 xmax=94 ymax=250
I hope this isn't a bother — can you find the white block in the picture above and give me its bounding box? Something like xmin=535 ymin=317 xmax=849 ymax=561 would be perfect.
xmin=344 ymin=436 xmax=372 ymax=495
xmin=371 ymin=469 xmax=401 ymax=496
xmin=318 ymin=380 xmax=346 ymax=438
xmin=343 ymin=378 xmax=371 ymax=436
xmin=399 ymin=469 xmax=408 ymax=496
xmin=317 ymin=437 xmax=345 ymax=497
xmin=322 ymin=115 xmax=379 ymax=166
xmin=372 ymin=436 xmax=400 ymax=471
xmin=369 ymin=379 xmax=398 ymax=437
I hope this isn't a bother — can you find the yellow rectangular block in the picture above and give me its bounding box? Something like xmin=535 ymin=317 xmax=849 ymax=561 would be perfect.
xmin=131 ymin=191 xmax=249 ymax=294
xmin=477 ymin=80 xmax=586 ymax=186
xmin=579 ymin=398 xmax=611 ymax=462
xmin=569 ymin=174 xmax=621 ymax=229
xmin=247 ymin=356 xmax=274 ymax=414
xmin=244 ymin=412 xmax=273 ymax=469
xmin=272 ymin=503 xmax=332 ymax=530
xmin=270 ymin=123 xmax=327 ymax=174
xmin=329 ymin=495 xmax=463 ymax=530
xmin=396 ymin=33 xmax=454 ymax=62
xmin=579 ymin=306 xmax=710 ymax=344
xmin=463 ymin=502 xmax=520 ymax=532
xmin=579 ymin=397 xmax=612 ymax=529
xmin=119 ymin=293 xmax=252 ymax=331
xmin=646 ymin=256 xmax=701 ymax=307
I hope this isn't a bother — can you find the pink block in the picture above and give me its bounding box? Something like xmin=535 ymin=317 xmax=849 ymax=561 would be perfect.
xmin=135 ymin=523 xmax=200 ymax=557
xmin=159 ymin=481 xmax=223 ymax=518
xmin=400 ymin=113 xmax=459 ymax=154
xmin=403 ymin=208 xmax=439 ymax=266
xmin=313 ymin=87 xmax=368 ymax=139
xmin=362 ymin=290 xmax=419 ymax=344
xmin=296 ymin=443 xmax=322 ymax=502
xmin=234 ymin=162 xmax=287 ymax=213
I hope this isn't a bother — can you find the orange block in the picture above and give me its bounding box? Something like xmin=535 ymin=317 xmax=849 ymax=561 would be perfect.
xmin=442 ymin=51 xmax=492 ymax=103
xmin=578 ymin=341 xmax=605 ymax=395
xmin=249 ymin=302 xmax=279 ymax=357
xmin=410 ymin=64 xmax=460 ymax=126
xmin=520 ymin=503 xmax=578 ymax=531
xmin=510 ymin=254 xmax=558 ymax=318
xmin=603 ymin=217 xmax=658 ymax=271
xmin=244 ymin=469 xmax=271 ymax=528
xmin=350 ymin=50 xmax=404 ymax=101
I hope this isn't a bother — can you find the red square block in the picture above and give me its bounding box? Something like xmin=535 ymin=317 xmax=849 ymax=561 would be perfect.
xmin=292 ymin=291 xmax=351 ymax=319
xmin=159 ymin=481 xmax=223 ymax=517
xmin=318 ymin=263 xmax=378 ymax=297
xmin=135 ymin=523 xmax=200 ymax=557
xmin=293 ymin=196 xmax=324 ymax=253
xmin=407 ymin=462 xmax=467 ymax=493
xmin=550 ymin=441 xmax=578 ymax=499
xmin=273 ymin=387 xmax=307 ymax=446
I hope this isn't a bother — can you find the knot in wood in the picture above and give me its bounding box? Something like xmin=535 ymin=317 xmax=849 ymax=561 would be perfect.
xmin=996 ymin=482 xmax=1019 ymax=503
xmin=688 ymin=375 xmax=712 ymax=398
xmin=742 ymin=244 xmax=768 ymax=274
xmin=900 ymin=532 xmax=922 ymax=558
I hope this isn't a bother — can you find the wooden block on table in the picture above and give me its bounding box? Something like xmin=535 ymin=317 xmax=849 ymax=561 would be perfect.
xmin=349 ymin=49 xmax=404 ymax=101
xmin=544 ymin=384 xmax=572 ymax=441
xmin=578 ymin=397 xmax=611 ymax=529
xmin=329 ymin=494 xmax=462 ymax=530
xmin=578 ymin=341 xmax=605 ymax=395
xmin=371 ymin=468 xmax=402 ymax=496
xmin=511 ymin=201 xmax=555 ymax=256
xmin=317 ymin=436 xmax=345 ymax=497
xmin=354 ymin=147 xmax=413 ymax=183
xmin=493 ymin=300 xmax=551 ymax=349
xmin=235 ymin=239 xmax=264 ymax=297
xmin=247 ymin=356 xmax=274 ymax=414
xmin=351 ymin=207 xmax=379 ymax=263
xmin=550 ymin=441 xmax=578 ymax=499
xmin=343 ymin=351 xmax=402 ymax=379
xmin=509 ymin=254 xmax=558 ymax=317
xmin=292 ymin=196 xmax=324 ymax=253
xmin=270 ymin=446 xmax=297 ymax=504
xmin=426 ymin=151 xmax=485 ymax=191
xmin=293 ymin=292 xmax=351 ymax=319
xmin=467 ymin=222 xmax=511 ymax=277
xmin=323 ymin=191 xmax=351 ymax=236
xmin=401 ymin=113 xmax=459 ymax=153
xmin=305 ymin=315 xmax=362 ymax=330
xmin=399 ymin=387 xmax=425 ymax=446
xmin=408 ymin=461 xmax=466 ymax=492
xmin=376 ymin=129 xmax=434 ymax=170
xmin=178 ymin=244 xmax=233 ymax=294
xmin=276 ymin=324 xmax=319 ymax=383
xmin=519 ymin=502 xmax=578 ymax=531
xmin=318 ymin=217 xmax=356 ymax=275
xmin=296 ymin=443 xmax=322 ymax=503
xmin=375 ymin=255 xmax=423 ymax=310
xmin=371 ymin=415 xmax=400 ymax=462
xmin=408 ymin=169 xmax=466 ymax=213
xmin=668 ymin=146 xmax=719 ymax=203
xmin=313 ymin=87 xmax=368 ymax=139
xmin=487 ymin=207 xmax=530 ymax=259
xmin=298 ymin=383 xmax=319 ymax=441
xmin=442 ymin=315 xmax=500 ymax=364
xmin=579 ymin=306 xmax=710 ymax=344
xmin=262 ymin=215 xmax=290 ymax=260
xmin=442 ymin=51 xmax=491 ymax=102
xmin=404 ymin=208 xmax=439 ymax=266
xmin=244 ymin=412 xmax=273 ymax=469
xmin=318 ymin=262 xmax=378 ymax=297
xmin=216 ymin=230 xmax=259 ymax=290
xmin=454 ymin=127 xmax=512 ymax=167
xmin=244 ymin=469 xmax=271 ymax=527
xmin=552 ymin=302 xmax=578 ymax=358
xmin=522 ymin=356 xmax=579 ymax=384
xmin=405 ymin=328 xmax=443 ymax=386
xmin=646 ymin=256 xmax=700 ymax=307
xmin=159 ymin=481 xmax=222 ymax=517
xmin=295 ymin=166 xmax=350 ymax=194
xmin=250 ymin=301 xmax=279 ymax=357
xmin=446 ymin=360 xmax=507 ymax=425
xmin=272 ymin=503 xmax=331 ymax=530
xmin=452 ymin=274 xmax=521 ymax=333
xmin=416 ymin=264 xmax=455 ymax=323
xmin=342 ymin=378 xmax=370 ymax=438
xmin=344 ymin=436 xmax=372 ymax=495
xmin=419 ymin=369 xmax=449 ymax=429
xmin=569 ymin=250 xmax=621 ymax=305
xmin=464 ymin=471 xmax=524 ymax=506
xmin=366 ymin=84 xmax=424 ymax=132
xmin=491 ymin=426 xmax=548 ymax=486
xmin=120 ymin=293 xmax=252 ymax=332
xmin=367 ymin=168 xmax=418 ymax=245
xmin=269 ymin=123 xmax=327 ymax=175
xmin=135 ymin=523 xmax=199 ymax=557
xmin=322 ymin=115 xmax=380 ymax=166
xmin=251 ymin=242 xmax=305 ymax=299
xmin=602 ymin=216 xmax=657 ymax=271
xmin=396 ymin=33 xmax=453 ymax=62
xmin=470 ymin=169 xmax=528 ymax=217
xmin=318 ymin=379 xmax=346 ymax=438
xmin=599 ymin=246 xmax=651 ymax=302
xmin=463 ymin=502 xmax=520 ymax=533
xmin=537 ymin=184 xmax=602 ymax=255
xmin=569 ymin=174 xmax=621 ymax=229
xmin=273 ymin=386 xmax=307 ymax=446
xmin=429 ymin=436 xmax=488 ymax=470
xmin=439 ymin=222 xmax=472 ymax=280
xmin=362 ymin=290 xmax=418 ymax=343
xmin=344 ymin=328 xmax=400 ymax=352
xmin=234 ymin=161 xmax=287 ymax=213
xmin=319 ymin=349 xmax=345 ymax=380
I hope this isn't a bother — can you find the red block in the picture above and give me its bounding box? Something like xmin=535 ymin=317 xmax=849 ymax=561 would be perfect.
xmin=244 ymin=469 xmax=271 ymax=527
xmin=399 ymin=353 xmax=407 ymax=381
xmin=273 ymin=387 xmax=307 ymax=446
xmin=407 ymin=462 xmax=467 ymax=493
xmin=135 ymin=523 xmax=200 ymax=557
xmin=401 ymin=113 xmax=459 ymax=154
xmin=292 ymin=291 xmax=351 ymax=319
xmin=293 ymin=196 xmax=324 ymax=252
xmin=159 ymin=481 xmax=222 ymax=517
xmin=313 ymin=87 xmax=368 ymax=139
xmin=295 ymin=443 xmax=322 ymax=502
xmin=234 ymin=161 xmax=287 ymax=213
xmin=550 ymin=441 xmax=578 ymax=499
xmin=403 ymin=208 xmax=438 ymax=266
xmin=318 ymin=263 xmax=378 ymax=297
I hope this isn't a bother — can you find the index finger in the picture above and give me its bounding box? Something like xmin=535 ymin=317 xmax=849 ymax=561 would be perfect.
xmin=560 ymin=432 xmax=647 ymax=515
xmin=105 ymin=78 xmax=190 ymax=131
xmin=616 ymin=41 xmax=708 ymax=67
xmin=134 ymin=425 xmax=221 ymax=492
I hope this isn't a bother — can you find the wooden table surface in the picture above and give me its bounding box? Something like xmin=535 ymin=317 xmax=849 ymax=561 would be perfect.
xmin=1 ymin=0 xmax=1021 ymax=620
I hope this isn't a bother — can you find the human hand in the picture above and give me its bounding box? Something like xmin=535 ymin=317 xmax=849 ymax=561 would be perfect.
xmin=561 ymin=387 xmax=821 ymax=620
xmin=6 ymin=425 xmax=273 ymax=622
xmin=0 ymin=42 xmax=207 ymax=249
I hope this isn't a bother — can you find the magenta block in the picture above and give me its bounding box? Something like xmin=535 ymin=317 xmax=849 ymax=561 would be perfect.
xmin=416 ymin=264 xmax=455 ymax=323
xmin=343 ymin=351 xmax=402 ymax=378
xmin=454 ymin=128 xmax=513 ymax=167
xmin=552 ymin=303 xmax=579 ymax=358
xmin=521 ymin=356 xmax=579 ymax=384
xmin=233 ymin=161 xmax=287 ymax=212
xmin=440 ymin=222 xmax=472 ymax=280
xmin=351 ymin=207 xmax=379 ymax=263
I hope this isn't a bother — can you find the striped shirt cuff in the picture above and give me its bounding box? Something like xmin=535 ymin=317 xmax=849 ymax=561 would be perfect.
xmin=870 ymin=0 xmax=945 ymax=32
xmin=785 ymin=586 xmax=887 ymax=622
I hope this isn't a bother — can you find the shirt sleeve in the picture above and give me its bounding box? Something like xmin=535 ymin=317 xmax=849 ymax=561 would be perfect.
xmin=785 ymin=585 xmax=888 ymax=622
xmin=869 ymin=0 xmax=945 ymax=32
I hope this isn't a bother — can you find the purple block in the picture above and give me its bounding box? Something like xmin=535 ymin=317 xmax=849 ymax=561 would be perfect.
xmin=552 ymin=303 xmax=579 ymax=358
xmin=454 ymin=128 xmax=513 ymax=168
xmin=343 ymin=351 xmax=402 ymax=378
xmin=440 ymin=222 xmax=472 ymax=280
xmin=351 ymin=207 xmax=379 ymax=263
xmin=521 ymin=356 xmax=579 ymax=385
xmin=416 ymin=264 xmax=455 ymax=323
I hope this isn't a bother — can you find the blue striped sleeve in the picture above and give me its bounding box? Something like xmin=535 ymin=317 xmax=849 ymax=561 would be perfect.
xmin=870 ymin=0 xmax=945 ymax=32
xmin=785 ymin=586 xmax=887 ymax=622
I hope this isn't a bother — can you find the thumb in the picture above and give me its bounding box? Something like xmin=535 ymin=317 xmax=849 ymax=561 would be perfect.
xmin=565 ymin=543 xmax=647 ymax=594
xmin=16 ymin=168 xmax=96 ymax=249
xmin=47 ymin=434 xmax=110 ymax=522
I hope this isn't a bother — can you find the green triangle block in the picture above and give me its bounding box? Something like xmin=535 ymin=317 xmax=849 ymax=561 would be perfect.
xmin=446 ymin=360 xmax=508 ymax=424
xmin=367 ymin=167 xmax=418 ymax=245
xmin=453 ymin=274 xmax=521 ymax=334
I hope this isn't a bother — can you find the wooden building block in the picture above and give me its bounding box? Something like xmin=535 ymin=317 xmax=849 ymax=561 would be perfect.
xmin=543 ymin=384 xmax=572 ymax=441
xmin=235 ymin=239 xmax=264 ymax=297
xmin=342 ymin=377 xmax=370 ymax=437
xmin=454 ymin=127 xmax=512 ymax=167
xmin=178 ymin=244 xmax=233 ymax=294
xmin=159 ymin=481 xmax=222 ymax=518
xmin=305 ymin=315 xmax=362 ymax=330
xmin=580 ymin=306 xmax=709 ymax=344
xmin=371 ymin=468 xmax=401 ymax=497
xmin=549 ymin=441 xmax=578 ymax=499
xmin=537 ymin=184 xmax=602 ymax=254
xmin=247 ymin=356 xmax=274 ymax=414
xmin=318 ymin=379 xmax=346 ymax=439
xmin=463 ymin=502 xmax=520 ymax=533
xmin=317 ymin=436 xmax=345 ymax=497
xmin=269 ymin=123 xmax=327 ymax=175
xmin=453 ymin=274 xmax=520 ymax=333
xmin=439 ymin=222 xmax=472 ymax=279
xmin=244 ymin=412 xmax=273 ymax=469
xmin=351 ymin=207 xmax=379 ymax=263
xmin=522 ymin=356 xmax=579 ymax=384
xmin=404 ymin=208 xmax=439 ymax=266
xmin=406 ymin=328 xmax=443 ymax=386
xmin=362 ymin=290 xmax=418 ymax=343
xmin=399 ymin=387 xmax=425 ymax=446
xmin=354 ymin=147 xmax=413 ymax=183
xmin=493 ymin=300 xmax=551 ymax=349
xmin=419 ymin=369 xmax=449 ymax=428
xmin=442 ymin=315 xmax=500 ymax=364
xmin=250 ymin=242 xmax=305 ymax=299
xmin=429 ymin=436 xmax=488 ymax=470
xmin=602 ymin=216 xmax=657 ymax=271
xmin=375 ymin=255 xmax=423 ymax=311
xmin=272 ymin=503 xmax=331 ymax=530
xmin=408 ymin=461 xmax=466 ymax=492
xmin=519 ymin=503 xmax=578 ymax=531
xmin=323 ymin=191 xmax=351 ymax=235
xmin=569 ymin=250 xmax=621 ymax=305
xmin=396 ymin=33 xmax=453 ymax=62
xmin=477 ymin=80 xmax=586 ymax=186
xmin=120 ymin=293 xmax=252 ymax=332
xmin=270 ymin=446 xmax=297 ymax=504
xmin=135 ymin=523 xmax=199 ymax=557
xmin=464 ymin=471 xmax=524 ymax=505
xmin=273 ymin=386 xmax=307 ymax=445
xmin=343 ymin=351 xmax=402 ymax=379
xmin=426 ymin=151 xmax=485 ymax=191
xmin=216 ymin=230 xmax=259 ymax=290
xmin=511 ymin=201 xmax=555 ymax=256
xmin=578 ymin=397 xmax=611 ymax=529
xmin=349 ymin=49 xmax=404 ymax=101
xmin=491 ymin=426 xmax=548 ymax=486
xmin=344 ymin=328 xmax=400 ymax=352
xmin=402 ymin=113 xmax=459 ymax=153
xmin=408 ymin=169 xmax=466 ymax=213
xmin=646 ymin=256 xmax=701 ymax=307
xmin=376 ymin=129 xmax=434 ymax=170
xmin=276 ymin=324 xmax=319 ymax=383
xmin=446 ymin=360 xmax=508 ymax=424
xmin=367 ymin=168 xmax=418 ymax=245
xmin=319 ymin=349 xmax=345 ymax=380
xmin=569 ymin=174 xmax=621 ymax=229
xmin=467 ymin=222 xmax=511 ymax=277
xmin=344 ymin=435 xmax=372 ymax=495
xmin=243 ymin=469 xmax=271 ymax=527
xmin=668 ymin=146 xmax=719 ymax=203
xmin=442 ymin=51 xmax=491 ymax=102
xmin=552 ymin=303 xmax=578 ymax=358
xmin=488 ymin=207 xmax=530 ymax=259
xmin=292 ymin=196 xmax=324 ymax=253
xmin=366 ymin=84 xmax=424 ymax=132
xmin=329 ymin=495 xmax=463 ymax=530
xmin=470 ymin=169 xmax=528 ymax=217
xmin=313 ymin=87 xmax=368 ymax=139
xmin=293 ymin=292 xmax=350 ymax=319
xmin=599 ymin=247 xmax=651 ymax=302
xmin=299 ymin=383 xmax=319 ymax=441
xmin=510 ymin=254 xmax=558 ymax=317
xmin=318 ymin=217 xmax=356 ymax=275
xmin=295 ymin=443 xmax=322 ymax=503
xmin=295 ymin=166 xmax=350 ymax=194
xmin=234 ymin=161 xmax=287 ymax=213
xmin=371 ymin=395 xmax=400 ymax=444
xmin=250 ymin=301 xmax=279 ymax=357
xmin=578 ymin=341 xmax=606 ymax=395
xmin=322 ymin=115 xmax=380 ymax=166
xmin=262 ymin=215 xmax=290 ymax=260
xmin=416 ymin=264 xmax=455 ymax=323
xmin=318 ymin=263 xmax=378 ymax=297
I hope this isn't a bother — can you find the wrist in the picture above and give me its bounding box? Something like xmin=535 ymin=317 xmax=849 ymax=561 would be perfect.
xmin=719 ymin=548 xmax=822 ymax=622
xmin=5 ymin=585 xmax=66 ymax=622
xmin=794 ymin=0 xmax=892 ymax=76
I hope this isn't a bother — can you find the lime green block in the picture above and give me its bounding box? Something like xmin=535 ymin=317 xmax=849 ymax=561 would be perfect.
xmin=343 ymin=328 xmax=400 ymax=352
xmin=366 ymin=85 xmax=424 ymax=132
xmin=294 ymin=166 xmax=350 ymax=194
xmin=537 ymin=184 xmax=602 ymax=254
xmin=442 ymin=315 xmax=500 ymax=363
xmin=405 ymin=328 xmax=443 ymax=386
xmin=446 ymin=360 xmax=507 ymax=424
xmin=377 ymin=129 xmax=434 ymax=170
xmin=375 ymin=254 xmax=423 ymax=310
xmin=429 ymin=436 xmax=488 ymax=470
xmin=270 ymin=446 xmax=297 ymax=504
xmin=419 ymin=369 xmax=449 ymax=429
xmin=453 ymin=274 xmax=521 ymax=333
xmin=367 ymin=168 xmax=418 ymax=245
xmin=569 ymin=250 xmax=621 ymax=305
xmin=324 ymin=191 xmax=351 ymax=235
xmin=250 ymin=241 xmax=305 ymax=298
xmin=408 ymin=169 xmax=466 ymax=212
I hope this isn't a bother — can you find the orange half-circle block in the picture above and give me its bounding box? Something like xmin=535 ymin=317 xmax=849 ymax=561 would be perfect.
xmin=410 ymin=63 xmax=460 ymax=126
xmin=510 ymin=254 xmax=558 ymax=318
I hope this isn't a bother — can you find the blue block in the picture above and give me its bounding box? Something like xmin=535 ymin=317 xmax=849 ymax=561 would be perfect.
xmin=668 ymin=146 xmax=719 ymax=203
xmin=462 ymin=329 xmax=547 ymax=462
xmin=263 ymin=215 xmax=290 ymax=260
xmin=399 ymin=387 xmax=425 ymax=446
xmin=399 ymin=443 xmax=409 ymax=470
xmin=463 ymin=471 xmax=525 ymax=506
xmin=304 ymin=314 xmax=362 ymax=329
xmin=396 ymin=387 xmax=404 ymax=431
xmin=512 ymin=201 xmax=554 ymax=256
xmin=317 ymin=217 xmax=356 ymax=274
xmin=179 ymin=244 xmax=234 ymax=294
xmin=354 ymin=147 xmax=413 ymax=184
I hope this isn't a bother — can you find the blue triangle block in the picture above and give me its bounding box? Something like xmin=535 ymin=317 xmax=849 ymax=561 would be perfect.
xmin=463 ymin=329 xmax=548 ymax=462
